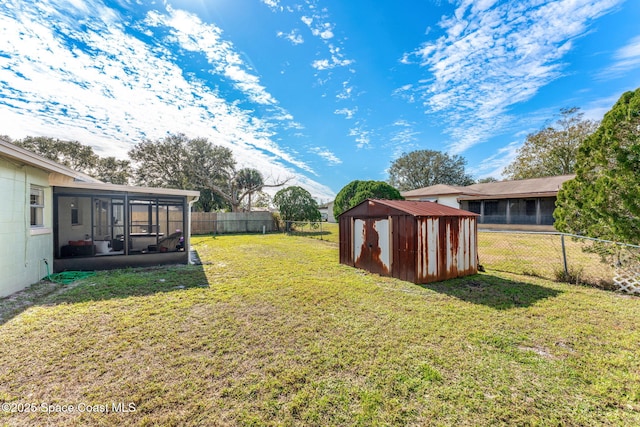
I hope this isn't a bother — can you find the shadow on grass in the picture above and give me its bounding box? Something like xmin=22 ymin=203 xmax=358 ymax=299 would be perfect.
xmin=0 ymin=260 xmax=210 ymax=325
xmin=420 ymin=273 xmax=563 ymax=310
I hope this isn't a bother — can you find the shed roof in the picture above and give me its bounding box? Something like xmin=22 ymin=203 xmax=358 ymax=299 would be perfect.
xmin=341 ymin=199 xmax=479 ymax=218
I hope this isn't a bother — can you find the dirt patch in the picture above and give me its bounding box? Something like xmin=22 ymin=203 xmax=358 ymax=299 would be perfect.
xmin=0 ymin=279 xmax=86 ymax=324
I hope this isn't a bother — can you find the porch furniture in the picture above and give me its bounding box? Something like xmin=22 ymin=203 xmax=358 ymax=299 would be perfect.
xmin=147 ymin=231 xmax=183 ymax=252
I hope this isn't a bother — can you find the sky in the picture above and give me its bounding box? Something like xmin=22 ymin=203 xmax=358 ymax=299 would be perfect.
xmin=1 ymin=0 xmax=639 ymax=202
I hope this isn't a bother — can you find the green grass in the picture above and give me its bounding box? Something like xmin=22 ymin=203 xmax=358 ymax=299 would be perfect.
xmin=284 ymin=221 xmax=339 ymax=243
xmin=0 ymin=233 xmax=639 ymax=426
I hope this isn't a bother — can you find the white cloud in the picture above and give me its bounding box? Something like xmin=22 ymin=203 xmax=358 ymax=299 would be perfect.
xmin=334 ymin=107 xmax=357 ymax=119
xmin=301 ymin=15 xmax=334 ymax=40
xmin=404 ymin=0 xmax=623 ymax=154
xmin=310 ymin=147 xmax=342 ymax=165
xmin=473 ymin=140 xmax=521 ymax=179
xmin=598 ymin=35 xmax=640 ymax=79
xmin=349 ymin=126 xmax=371 ymax=149
xmin=261 ymin=0 xmax=281 ymax=11
xmin=277 ymin=29 xmax=304 ymax=45
xmin=311 ymin=59 xmax=331 ymax=70
xmin=145 ymin=7 xmax=278 ymax=106
xmin=311 ymin=43 xmax=354 ymax=70
xmin=0 ymin=0 xmax=336 ymax=200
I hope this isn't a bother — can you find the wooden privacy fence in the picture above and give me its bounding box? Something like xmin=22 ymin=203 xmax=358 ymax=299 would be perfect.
xmin=191 ymin=212 xmax=277 ymax=235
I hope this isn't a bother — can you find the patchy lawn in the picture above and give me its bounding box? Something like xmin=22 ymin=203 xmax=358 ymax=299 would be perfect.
xmin=0 ymin=233 xmax=639 ymax=426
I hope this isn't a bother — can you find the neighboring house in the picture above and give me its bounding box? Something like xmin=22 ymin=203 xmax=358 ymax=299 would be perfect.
xmin=402 ymin=175 xmax=575 ymax=231
xmin=318 ymin=201 xmax=336 ymax=223
xmin=0 ymin=139 xmax=199 ymax=298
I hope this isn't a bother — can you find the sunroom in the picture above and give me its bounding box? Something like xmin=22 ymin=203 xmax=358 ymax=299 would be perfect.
xmin=53 ymin=182 xmax=199 ymax=273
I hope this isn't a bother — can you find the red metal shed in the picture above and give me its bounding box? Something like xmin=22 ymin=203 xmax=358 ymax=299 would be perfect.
xmin=339 ymin=199 xmax=479 ymax=284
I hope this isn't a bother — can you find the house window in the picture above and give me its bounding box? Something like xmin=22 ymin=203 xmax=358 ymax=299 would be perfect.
xmin=70 ymin=197 xmax=81 ymax=225
xmin=30 ymin=186 xmax=45 ymax=227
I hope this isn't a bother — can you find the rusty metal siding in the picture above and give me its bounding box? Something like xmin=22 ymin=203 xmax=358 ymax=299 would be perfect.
xmin=353 ymin=218 xmax=391 ymax=276
xmin=339 ymin=216 xmax=353 ymax=265
xmin=392 ymin=214 xmax=416 ymax=283
xmin=415 ymin=216 xmax=478 ymax=283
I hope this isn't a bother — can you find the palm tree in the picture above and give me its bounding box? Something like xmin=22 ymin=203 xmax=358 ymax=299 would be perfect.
xmin=235 ymin=168 xmax=264 ymax=211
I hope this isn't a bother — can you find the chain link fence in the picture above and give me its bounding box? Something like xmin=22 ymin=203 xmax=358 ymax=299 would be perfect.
xmin=283 ymin=221 xmax=335 ymax=241
xmin=478 ymin=231 xmax=640 ymax=294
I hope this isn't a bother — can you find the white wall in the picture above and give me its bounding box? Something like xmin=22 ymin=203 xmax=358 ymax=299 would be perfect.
xmin=404 ymin=195 xmax=461 ymax=209
xmin=0 ymin=158 xmax=53 ymax=297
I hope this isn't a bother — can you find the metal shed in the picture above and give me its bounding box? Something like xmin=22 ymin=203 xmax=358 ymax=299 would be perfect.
xmin=339 ymin=199 xmax=479 ymax=284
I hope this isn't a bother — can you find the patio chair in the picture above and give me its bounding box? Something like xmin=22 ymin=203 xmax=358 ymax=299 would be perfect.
xmin=147 ymin=231 xmax=183 ymax=253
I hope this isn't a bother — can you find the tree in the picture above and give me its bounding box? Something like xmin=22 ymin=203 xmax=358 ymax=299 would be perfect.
xmin=388 ymin=149 xmax=474 ymax=191
xmin=129 ymin=134 xmax=248 ymax=210
xmin=15 ymin=136 xmax=131 ymax=184
xmin=234 ymin=168 xmax=264 ymax=211
xmin=554 ymin=89 xmax=640 ymax=244
xmin=273 ymin=186 xmax=321 ymax=223
xmin=192 ymin=189 xmax=231 ymax=212
xmin=251 ymin=191 xmax=272 ymax=210
xmin=16 ymin=136 xmax=98 ymax=172
xmin=503 ymin=108 xmax=599 ymax=180
xmin=94 ymin=156 xmax=132 ymax=185
xmin=333 ymin=180 xmax=403 ymax=219
xmin=129 ymin=134 xmax=206 ymax=189
xmin=476 ymin=177 xmax=498 ymax=184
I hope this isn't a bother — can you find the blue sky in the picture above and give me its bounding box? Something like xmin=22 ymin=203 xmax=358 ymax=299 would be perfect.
xmin=1 ymin=0 xmax=639 ymax=201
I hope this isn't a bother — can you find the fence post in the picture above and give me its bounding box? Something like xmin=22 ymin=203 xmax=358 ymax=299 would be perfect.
xmin=561 ymin=234 xmax=569 ymax=277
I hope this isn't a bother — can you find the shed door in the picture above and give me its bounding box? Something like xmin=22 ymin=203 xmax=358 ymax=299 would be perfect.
xmin=354 ymin=218 xmax=390 ymax=275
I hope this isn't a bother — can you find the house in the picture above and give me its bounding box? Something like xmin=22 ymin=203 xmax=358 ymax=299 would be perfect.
xmin=339 ymin=199 xmax=478 ymax=284
xmin=318 ymin=201 xmax=336 ymax=223
xmin=0 ymin=138 xmax=199 ymax=298
xmin=402 ymin=175 xmax=574 ymax=231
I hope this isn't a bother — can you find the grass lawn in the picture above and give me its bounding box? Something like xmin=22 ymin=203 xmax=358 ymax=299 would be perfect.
xmin=1 ymin=233 xmax=639 ymax=426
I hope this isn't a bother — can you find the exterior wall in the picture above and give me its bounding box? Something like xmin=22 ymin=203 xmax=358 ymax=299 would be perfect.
xmin=404 ymin=194 xmax=460 ymax=209
xmin=326 ymin=201 xmax=336 ymax=223
xmin=415 ymin=216 xmax=477 ymax=283
xmin=0 ymin=159 xmax=53 ymax=297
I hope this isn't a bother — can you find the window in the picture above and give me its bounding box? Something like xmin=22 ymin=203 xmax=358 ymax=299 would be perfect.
xmin=30 ymin=186 xmax=45 ymax=227
xmin=70 ymin=197 xmax=81 ymax=225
